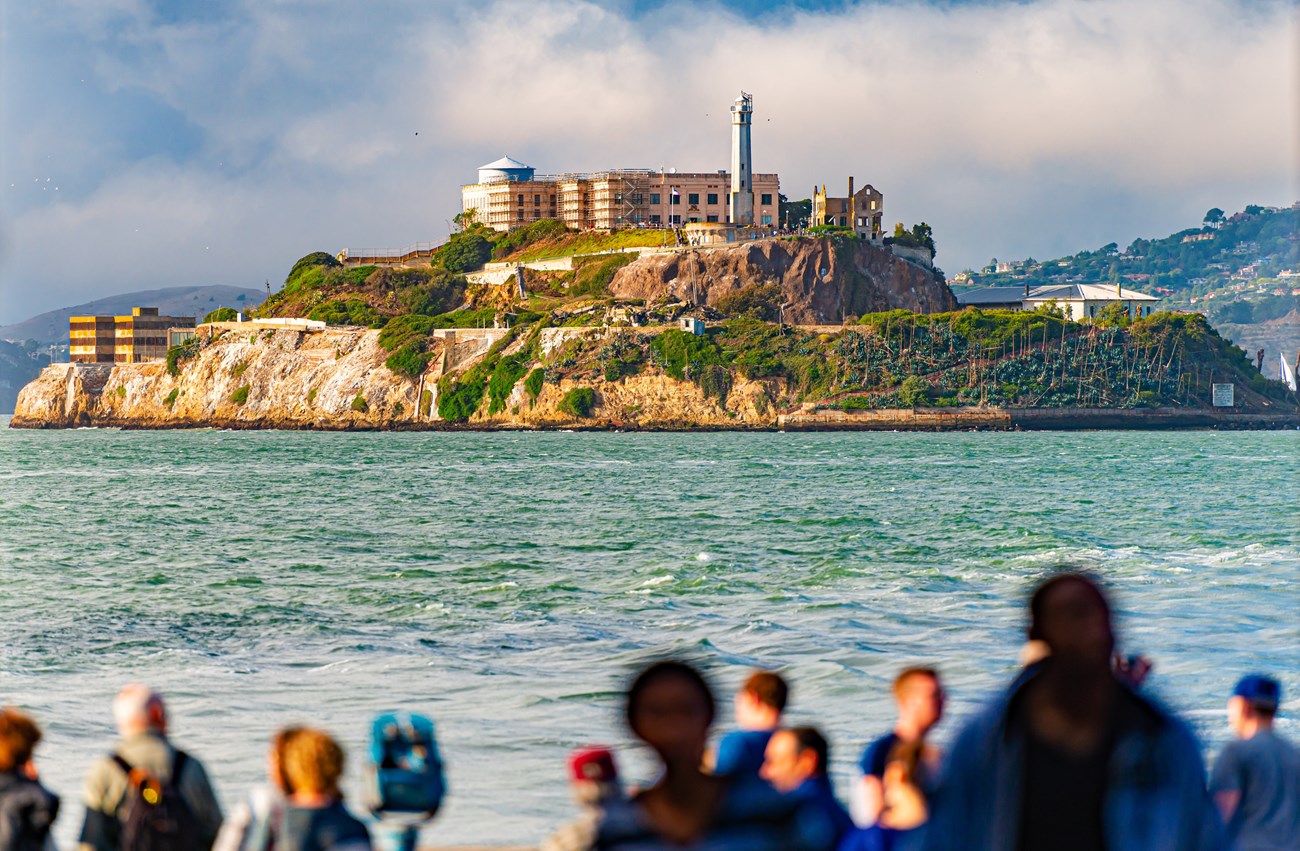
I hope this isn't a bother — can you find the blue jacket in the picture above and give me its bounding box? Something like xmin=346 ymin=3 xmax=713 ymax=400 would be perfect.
xmin=923 ymin=669 xmax=1224 ymax=851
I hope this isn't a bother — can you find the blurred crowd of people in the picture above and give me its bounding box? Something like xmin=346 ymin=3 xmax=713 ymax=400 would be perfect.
xmin=1 ymin=573 xmax=1296 ymax=850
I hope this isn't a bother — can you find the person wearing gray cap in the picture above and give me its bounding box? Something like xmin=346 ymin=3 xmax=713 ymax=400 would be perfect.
xmin=1210 ymin=675 xmax=1300 ymax=851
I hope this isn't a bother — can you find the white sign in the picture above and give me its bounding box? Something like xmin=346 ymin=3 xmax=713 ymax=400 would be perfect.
xmin=1212 ymin=383 xmax=1234 ymax=407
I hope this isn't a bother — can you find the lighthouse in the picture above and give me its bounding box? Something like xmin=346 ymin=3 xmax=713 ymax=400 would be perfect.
xmin=729 ymin=92 xmax=754 ymax=227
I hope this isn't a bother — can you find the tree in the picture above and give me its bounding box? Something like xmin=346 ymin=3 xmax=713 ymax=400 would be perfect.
xmin=1127 ymin=237 xmax=1151 ymax=256
xmin=779 ymin=194 xmax=810 ymax=228
xmin=438 ymin=232 xmax=493 ymax=273
xmin=453 ymin=209 xmax=479 ymax=232
xmin=1244 ymin=204 xmax=1264 ymax=216
xmin=1204 ymin=207 xmax=1225 ymax=225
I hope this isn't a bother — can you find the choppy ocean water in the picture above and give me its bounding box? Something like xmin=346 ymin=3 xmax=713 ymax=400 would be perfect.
xmin=1 ymin=419 xmax=1297 ymax=846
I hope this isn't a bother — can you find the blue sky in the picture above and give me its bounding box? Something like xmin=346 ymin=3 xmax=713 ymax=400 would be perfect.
xmin=2 ymin=0 xmax=1296 ymax=322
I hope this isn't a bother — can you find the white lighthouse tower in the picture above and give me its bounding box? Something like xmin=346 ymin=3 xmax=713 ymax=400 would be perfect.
xmin=729 ymin=92 xmax=754 ymax=227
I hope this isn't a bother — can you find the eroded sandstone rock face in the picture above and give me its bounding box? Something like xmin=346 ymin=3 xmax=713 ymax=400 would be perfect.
xmin=11 ymin=327 xmax=425 ymax=430
xmin=608 ymin=237 xmax=956 ymax=323
xmin=10 ymin=324 xmax=782 ymax=431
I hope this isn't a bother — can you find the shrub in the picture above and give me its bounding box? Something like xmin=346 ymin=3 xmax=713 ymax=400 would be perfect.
xmin=231 ymin=385 xmax=250 ymax=405
xmin=488 ymin=353 xmax=531 ymax=415
xmin=351 ymin=393 xmax=369 ymax=413
xmin=400 ymin=269 xmax=467 ymax=316
xmin=650 ymin=329 xmax=726 ymax=380
xmin=164 ymin=388 xmax=179 ymax=408
xmin=204 ymin=307 xmax=238 ymax=323
xmin=379 ymin=314 xmax=439 ymax=351
xmin=393 ymin=401 xmax=404 ymax=417
xmin=284 ymin=252 xmax=339 ymax=293
xmin=898 ymin=375 xmax=928 ymax=406
xmin=307 ymin=387 xmax=317 ymax=405
xmin=558 ymin=387 xmax=597 ymax=418
xmin=420 ymin=389 xmax=433 ymax=417
xmin=437 ymin=374 xmax=486 ymax=422
xmin=599 ymin=333 xmax=644 ymax=381
xmin=524 ymin=367 xmax=544 ymax=398
xmin=287 ymin=251 xmax=340 ymax=281
xmin=165 ymin=337 xmax=201 ymax=377
xmin=385 ymin=343 xmax=432 ymax=380
xmin=116 ymin=386 xmax=126 ymax=398
xmin=231 ymin=361 xmax=248 ymax=378
xmin=715 ymin=283 xmax=781 ymax=321
xmin=307 ymin=298 xmax=386 ymax=328
xmin=439 ymin=233 xmax=493 ymax=273
xmin=491 ymin=218 xmax=570 ymax=259
xmin=699 ymin=364 xmax=733 ymax=400
xmin=320 ymin=265 xmax=380 ymax=288
xmin=284 ymin=264 xmax=328 ymax=295
xmin=568 ymin=253 xmax=634 ymax=297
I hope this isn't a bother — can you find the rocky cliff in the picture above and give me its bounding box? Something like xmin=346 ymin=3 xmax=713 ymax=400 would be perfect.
xmin=609 ymin=237 xmax=956 ymax=322
xmin=11 ymin=326 xmax=422 ymax=430
xmin=9 ymin=324 xmax=776 ymax=430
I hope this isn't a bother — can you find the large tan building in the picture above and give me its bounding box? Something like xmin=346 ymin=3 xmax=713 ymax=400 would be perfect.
xmin=462 ymin=94 xmax=780 ymax=234
xmin=812 ymin=177 xmax=884 ymax=239
xmin=462 ymin=161 xmax=780 ymax=232
xmin=70 ymin=307 xmax=195 ymax=364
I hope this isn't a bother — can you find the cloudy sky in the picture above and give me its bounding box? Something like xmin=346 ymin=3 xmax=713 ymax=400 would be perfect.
xmin=1 ymin=0 xmax=1296 ymax=323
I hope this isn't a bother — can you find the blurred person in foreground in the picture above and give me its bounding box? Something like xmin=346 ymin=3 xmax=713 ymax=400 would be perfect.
xmin=212 ymin=726 xmax=303 ymax=851
xmin=0 ymin=707 xmax=60 ymax=850
xmin=922 ymin=572 xmax=1223 ymax=851
xmin=851 ymin=668 xmax=943 ymax=827
xmin=593 ymin=660 xmax=838 ymax=850
xmin=760 ymin=727 xmax=853 ymax=845
xmin=712 ymin=671 xmax=788 ymax=778
xmin=274 ymin=728 xmax=370 ymax=851
xmin=79 ymin=684 xmax=223 ymax=851
xmin=839 ymin=741 xmax=929 ymax=851
xmin=541 ymin=747 xmax=624 ymax=851
xmin=1210 ymin=674 xmax=1300 ymax=850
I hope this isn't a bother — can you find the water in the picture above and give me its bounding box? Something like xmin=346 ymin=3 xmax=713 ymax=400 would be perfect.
xmin=1 ymin=420 xmax=1297 ymax=846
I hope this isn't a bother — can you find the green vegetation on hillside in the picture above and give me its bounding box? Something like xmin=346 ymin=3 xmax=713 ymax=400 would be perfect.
xmin=256 ymin=253 xmax=468 ymax=329
xmin=203 ymin=307 xmax=238 ymax=323
xmin=494 ymin=220 xmax=672 ymax=262
xmin=965 ymin=204 xmax=1300 ymax=326
xmin=536 ymin=310 xmax=1291 ymax=413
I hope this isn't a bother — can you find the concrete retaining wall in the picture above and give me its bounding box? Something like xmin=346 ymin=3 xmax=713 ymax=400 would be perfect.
xmin=779 ymin=406 xmax=1300 ymax=431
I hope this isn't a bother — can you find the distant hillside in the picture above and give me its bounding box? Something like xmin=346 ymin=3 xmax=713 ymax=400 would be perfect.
xmin=956 ymin=203 xmax=1300 ymax=378
xmin=0 ymin=340 xmax=47 ymax=415
xmin=0 ymin=285 xmax=267 ymax=345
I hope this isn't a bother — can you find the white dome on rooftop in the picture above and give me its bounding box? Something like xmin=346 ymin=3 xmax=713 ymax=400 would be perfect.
xmin=479 ymin=155 xmax=532 ymax=171
xmin=477 ymin=155 xmax=535 ymax=184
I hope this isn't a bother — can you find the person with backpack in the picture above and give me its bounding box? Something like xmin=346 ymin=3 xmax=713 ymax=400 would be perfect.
xmin=78 ymin=684 xmax=223 ymax=851
xmin=0 ymin=706 xmax=60 ymax=851
xmin=272 ymin=728 xmax=370 ymax=851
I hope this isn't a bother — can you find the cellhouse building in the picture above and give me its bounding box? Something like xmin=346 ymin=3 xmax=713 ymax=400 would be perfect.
xmin=460 ymin=92 xmax=780 ymax=233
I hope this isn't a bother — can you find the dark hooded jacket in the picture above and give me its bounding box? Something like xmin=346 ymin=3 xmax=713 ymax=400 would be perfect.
xmin=0 ymin=770 xmax=60 ymax=851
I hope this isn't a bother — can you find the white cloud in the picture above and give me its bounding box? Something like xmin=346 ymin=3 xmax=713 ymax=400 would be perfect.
xmin=2 ymin=0 xmax=1296 ymax=321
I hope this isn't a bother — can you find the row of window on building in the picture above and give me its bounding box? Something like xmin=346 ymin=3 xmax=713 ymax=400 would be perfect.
xmin=69 ymin=307 xmax=196 ymax=364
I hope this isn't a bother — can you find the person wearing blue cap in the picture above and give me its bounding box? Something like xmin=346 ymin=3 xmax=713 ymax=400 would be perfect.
xmin=1210 ymin=675 xmax=1300 ymax=850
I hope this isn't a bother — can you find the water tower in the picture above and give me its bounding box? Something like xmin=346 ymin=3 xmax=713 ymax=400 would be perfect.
xmin=476 ymin=156 xmax=534 ymax=184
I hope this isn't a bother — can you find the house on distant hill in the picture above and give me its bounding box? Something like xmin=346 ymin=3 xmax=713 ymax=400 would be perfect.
xmin=957 ymin=284 xmax=1160 ymax=321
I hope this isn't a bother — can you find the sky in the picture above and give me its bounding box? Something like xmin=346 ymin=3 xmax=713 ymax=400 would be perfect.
xmin=1 ymin=0 xmax=1297 ymax=323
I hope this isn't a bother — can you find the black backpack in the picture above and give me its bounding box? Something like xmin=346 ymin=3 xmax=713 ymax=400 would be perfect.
xmin=111 ymin=750 xmax=205 ymax=851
